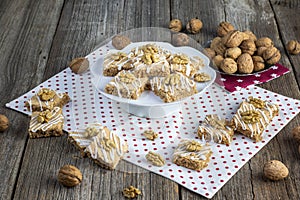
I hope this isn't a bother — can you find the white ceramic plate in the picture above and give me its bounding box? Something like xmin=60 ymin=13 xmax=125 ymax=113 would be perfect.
xmin=90 ymin=41 xmax=216 ymax=118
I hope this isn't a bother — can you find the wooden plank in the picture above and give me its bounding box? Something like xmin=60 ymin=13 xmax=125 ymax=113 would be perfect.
xmin=13 ymin=0 xmax=178 ymax=199
xmin=0 ymin=0 xmax=64 ymax=199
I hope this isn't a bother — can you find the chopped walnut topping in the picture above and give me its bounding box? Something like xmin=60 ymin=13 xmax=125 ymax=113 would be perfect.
xmin=118 ymin=72 xmax=136 ymax=83
xmin=38 ymin=88 xmax=56 ymax=101
xmin=143 ymin=130 xmax=158 ymax=141
xmin=141 ymin=53 xmax=160 ymax=64
xmin=171 ymin=54 xmax=189 ymax=65
xmin=194 ymin=73 xmax=211 ymax=82
xmin=122 ymin=186 xmax=142 ymax=199
xmin=101 ymin=137 xmax=116 ymax=151
xmin=37 ymin=110 xmax=52 ymax=123
xmin=145 ymin=151 xmax=165 ymax=167
xmin=240 ymin=110 xmax=261 ymax=124
xmin=248 ymin=96 xmax=265 ymax=109
xmin=111 ymin=52 xmax=127 ymax=61
xmin=186 ymin=140 xmax=202 ymax=152
xmin=142 ymin=44 xmax=159 ymax=54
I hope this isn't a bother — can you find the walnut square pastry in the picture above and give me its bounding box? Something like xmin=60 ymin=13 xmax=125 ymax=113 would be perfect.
xmin=150 ymin=73 xmax=198 ymax=103
xmin=231 ymin=98 xmax=279 ymax=142
xmin=25 ymin=88 xmax=70 ymax=112
xmin=172 ymin=139 xmax=212 ymax=171
xmin=85 ymin=128 xmax=128 ymax=170
xmin=29 ymin=107 xmax=64 ymax=138
xmin=68 ymin=123 xmax=109 ymax=156
xmin=104 ymin=71 xmax=148 ymax=100
xmin=197 ymin=114 xmax=234 ymax=145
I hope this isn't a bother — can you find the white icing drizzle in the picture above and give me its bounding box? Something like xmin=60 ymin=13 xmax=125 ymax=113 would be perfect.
xmin=173 ymin=139 xmax=211 ymax=161
xmin=29 ymin=107 xmax=64 ymax=132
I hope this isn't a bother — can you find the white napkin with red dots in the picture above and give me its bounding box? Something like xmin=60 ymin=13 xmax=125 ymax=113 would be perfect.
xmin=6 ymin=44 xmax=300 ymax=198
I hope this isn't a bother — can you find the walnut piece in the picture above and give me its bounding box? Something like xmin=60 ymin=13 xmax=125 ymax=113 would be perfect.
xmin=220 ymin=58 xmax=237 ymax=74
xmin=252 ymin=56 xmax=265 ymax=72
xmin=118 ymin=72 xmax=136 ymax=83
xmin=38 ymin=88 xmax=56 ymax=101
xmin=194 ymin=73 xmax=211 ymax=82
xmin=263 ymin=46 xmax=281 ymax=65
xmin=171 ymin=54 xmax=189 ymax=65
xmin=186 ymin=140 xmax=202 ymax=152
xmin=123 ymin=186 xmax=142 ymax=199
xmin=172 ymin=33 xmax=189 ymax=46
xmin=292 ymin=126 xmax=300 ymax=143
xmin=143 ymin=130 xmax=158 ymax=141
xmin=222 ymin=30 xmax=244 ymax=48
xmin=0 ymin=114 xmax=9 ymax=132
xmin=69 ymin=57 xmax=89 ymax=74
xmin=169 ymin=19 xmax=182 ymax=32
xmin=263 ymin=160 xmax=289 ymax=181
xmin=240 ymin=110 xmax=261 ymax=124
xmin=146 ymin=151 xmax=165 ymax=167
xmin=237 ymin=53 xmax=254 ymax=74
xmin=186 ymin=18 xmax=203 ymax=34
xmin=255 ymin=37 xmax=273 ymax=48
xmin=142 ymin=53 xmax=159 ymax=64
xmin=112 ymin=35 xmax=131 ymax=50
xmin=217 ymin=21 xmax=235 ymax=37
xmin=225 ymin=47 xmax=242 ymax=60
xmin=37 ymin=110 xmax=53 ymax=123
xmin=240 ymin=39 xmax=257 ymax=55
xmin=248 ymin=96 xmax=265 ymax=109
xmin=286 ymin=40 xmax=300 ymax=55
xmin=57 ymin=165 xmax=82 ymax=187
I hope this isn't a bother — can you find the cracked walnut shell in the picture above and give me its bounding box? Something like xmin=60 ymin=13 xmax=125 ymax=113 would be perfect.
xmin=172 ymin=33 xmax=189 ymax=46
xmin=0 ymin=114 xmax=9 ymax=132
xmin=286 ymin=40 xmax=300 ymax=55
xmin=112 ymin=35 xmax=131 ymax=50
xmin=263 ymin=46 xmax=281 ymax=65
xmin=58 ymin=165 xmax=82 ymax=187
xmin=169 ymin=19 xmax=182 ymax=32
xmin=186 ymin=18 xmax=203 ymax=34
xmin=220 ymin=58 xmax=237 ymax=74
xmin=222 ymin=30 xmax=244 ymax=48
xmin=217 ymin=21 xmax=235 ymax=37
xmin=237 ymin=53 xmax=254 ymax=74
xmin=263 ymin=160 xmax=289 ymax=181
xmin=69 ymin=57 xmax=89 ymax=74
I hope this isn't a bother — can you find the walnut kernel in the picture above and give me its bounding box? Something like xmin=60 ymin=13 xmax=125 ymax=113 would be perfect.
xmin=248 ymin=96 xmax=265 ymax=109
xmin=240 ymin=110 xmax=261 ymax=124
xmin=286 ymin=40 xmax=300 ymax=55
xmin=220 ymin=58 xmax=237 ymax=74
xmin=143 ymin=130 xmax=158 ymax=141
xmin=169 ymin=19 xmax=182 ymax=32
xmin=172 ymin=33 xmax=189 ymax=46
xmin=263 ymin=160 xmax=289 ymax=181
xmin=57 ymin=165 xmax=82 ymax=187
xmin=237 ymin=53 xmax=254 ymax=74
xmin=194 ymin=73 xmax=211 ymax=82
xmin=0 ymin=114 xmax=9 ymax=132
xmin=112 ymin=35 xmax=131 ymax=50
xmin=217 ymin=21 xmax=235 ymax=37
xmin=38 ymin=88 xmax=56 ymax=101
xmin=69 ymin=57 xmax=89 ymax=74
xmin=186 ymin=18 xmax=203 ymax=34
xmin=146 ymin=151 xmax=165 ymax=167
xmin=186 ymin=140 xmax=202 ymax=152
xmin=123 ymin=186 xmax=142 ymax=199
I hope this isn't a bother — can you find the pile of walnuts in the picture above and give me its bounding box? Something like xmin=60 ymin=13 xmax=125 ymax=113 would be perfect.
xmin=206 ymin=21 xmax=281 ymax=74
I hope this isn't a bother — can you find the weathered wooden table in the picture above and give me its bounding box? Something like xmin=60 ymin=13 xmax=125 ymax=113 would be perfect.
xmin=1 ymin=0 xmax=300 ymax=199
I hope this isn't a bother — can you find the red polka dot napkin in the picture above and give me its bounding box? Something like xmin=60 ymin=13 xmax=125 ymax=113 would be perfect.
xmin=5 ymin=44 xmax=300 ymax=198
xmin=215 ymin=63 xmax=290 ymax=92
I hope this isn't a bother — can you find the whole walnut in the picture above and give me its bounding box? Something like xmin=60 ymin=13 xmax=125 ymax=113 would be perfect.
xmin=112 ymin=35 xmax=131 ymax=50
xmin=69 ymin=57 xmax=89 ymax=74
xmin=210 ymin=37 xmax=226 ymax=56
xmin=292 ymin=126 xmax=300 ymax=143
xmin=222 ymin=30 xmax=244 ymax=48
xmin=204 ymin=48 xmax=216 ymax=59
xmin=169 ymin=19 xmax=182 ymax=32
xmin=256 ymin=46 xmax=268 ymax=56
xmin=252 ymin=56 xmax=265 ymax=72
xmin=242 ymin=30 xmax=257 ymax=41
xmin=217 ymin=21 xmax=235 ymax=37
xmin=237 ymin=53 xmax=254 ymax=74
xmin=225 ymin=47 xmax=242 ymax=60
xmin=220 ymin=58 xmax=238 ymax=74
xmin=263 ymin=160 xmax=289 ymax=181
xmin=212 ymin=55 xmax=224 ymax=68
xmin=186 ymin=18 xmax=203 ymax=34
xmin=263 ymin=46 xmax=281 ymax=65
xmin=240 ymin=39 xmax=257 ymax=55
xmin=286 ymin=40 xmax=300 ymax=55
xmin=0 ymin=114 xmax=9 ymax=132
xmin=172 ymin=33 xmax=189 ymax=46
xmin=58 ymin=165 xmax=82 ymax=187
xmin=255 ymin=37 xmax=273 ymax=48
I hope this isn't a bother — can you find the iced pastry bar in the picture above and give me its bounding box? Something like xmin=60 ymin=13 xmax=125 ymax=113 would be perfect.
xmin=172 ymin=139 xmax=212 ymax=171
xmin=28 ymin=107 xmax=64 ymax=138
xmin=197 ymin=114 xmax=234 ymax=145
xmin=150 ymin=73 xmax=198 ymax=103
